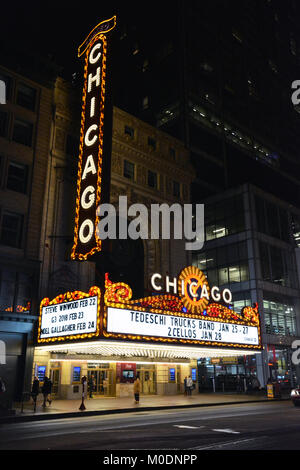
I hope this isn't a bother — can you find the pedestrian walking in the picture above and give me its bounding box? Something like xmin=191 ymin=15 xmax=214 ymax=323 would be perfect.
xmin=42 ymin=376 xmax=52 ymax=407
xmin=187 ymin=376 xmax=193 ymax=396
xmin=133 ymin=375 xmax=140 ymax=404
xmin=184 ymin=377 xmax=188 ymax=396
xmin=31 ymin=376 xmax=40 ymax=410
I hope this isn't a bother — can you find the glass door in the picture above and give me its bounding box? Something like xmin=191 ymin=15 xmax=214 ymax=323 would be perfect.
xmin=87 ymin=369 xmax=114 ymax=396
xmin=50 ymin=368 xmax=60 ymax=397
xmin=139 ymin=369 xmax=156 ymax=394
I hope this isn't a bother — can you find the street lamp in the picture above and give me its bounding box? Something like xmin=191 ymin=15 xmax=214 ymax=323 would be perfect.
xmin=79 ymin=375 xmax=87 ymax=411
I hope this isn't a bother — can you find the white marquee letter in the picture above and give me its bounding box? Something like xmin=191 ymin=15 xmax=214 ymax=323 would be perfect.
xmin=81 ymin=186 xmax=95 ymax=210
xmin=211 ymin=286 xmax=221 ymax=302
xmin=82 ymin=154 xmax=97 ymax=180
xmin=79 ymin=219 xmax=94 ymax=244
xmin=89 ymin=43 xmax=102 ymax=65
xmin=88 ymin=67 xmax=101 ymax=93
xmin=84 ymin=124 xmax=98 ymax=147
xmin=222 ymin=288 xmax=232 ymax=304
xmin=151 ymin=274 xmax=162 ymax=291
xmin=166 ymin=276 xmax=177 ymax=294
xmin=201 ymin=283 xmax=210 ymax=300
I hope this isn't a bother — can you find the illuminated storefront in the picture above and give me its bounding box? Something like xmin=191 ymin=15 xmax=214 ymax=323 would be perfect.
xmin=33 ymin=266 xmax=262 ymax=398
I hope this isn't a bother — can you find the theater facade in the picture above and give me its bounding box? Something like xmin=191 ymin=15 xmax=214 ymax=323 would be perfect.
xmin=33 ymin=266 xmax=262 ymax=399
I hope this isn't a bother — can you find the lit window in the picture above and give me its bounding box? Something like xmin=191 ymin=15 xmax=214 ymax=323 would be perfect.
xmin=133 ymin=43 xmax=139 ymax=55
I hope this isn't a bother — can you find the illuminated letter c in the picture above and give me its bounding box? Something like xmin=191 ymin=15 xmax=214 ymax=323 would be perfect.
xmin=84 ymin=124 xmax=98 ymax=147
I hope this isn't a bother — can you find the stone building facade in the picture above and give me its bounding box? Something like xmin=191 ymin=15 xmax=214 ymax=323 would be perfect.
xmin=0 ymin=64 xmax=54 ymax=407
xmin=39 ymin=77 xmax=195 ymax=303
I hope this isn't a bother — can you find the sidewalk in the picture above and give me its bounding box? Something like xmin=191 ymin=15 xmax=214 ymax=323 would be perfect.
xmin=0 ymin=391 xmax=289 ymax=424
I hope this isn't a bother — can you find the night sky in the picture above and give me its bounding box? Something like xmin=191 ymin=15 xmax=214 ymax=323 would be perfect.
xmin=0 ymin=2 xmax=118 ymax=70
xmin=0 ymin=1 xmax=168 ymax=78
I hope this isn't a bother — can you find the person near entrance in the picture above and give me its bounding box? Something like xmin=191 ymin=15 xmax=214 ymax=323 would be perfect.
xmin=133 ymin=374 xmax=140 ymax=404
xmin=184 ymin=377 xmax=188 ymax=395
xmin=88 ymin=374 xmax=95 ymax=398
xmin=42 ymin=376 xmax=52 ymax=407
xmin=186 ymin=376 xmax=193 ymax=396
xmin=31 ymin=376 xmax=40 ymax=410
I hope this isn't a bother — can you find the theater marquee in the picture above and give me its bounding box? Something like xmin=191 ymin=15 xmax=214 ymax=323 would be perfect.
xmin=37 ymin=286 xmax=101 ymax=343
xmin=103 ymin=267 xmax=262 ymax=351
xmin=71 ymin=16 xmax=116 ymax=260
xmin=37 ymin=267 xmax=262 ymax=351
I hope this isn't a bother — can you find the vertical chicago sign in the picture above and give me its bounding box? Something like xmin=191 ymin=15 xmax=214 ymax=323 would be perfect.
xmin=71 ymin=16 xmax=116 ymax=260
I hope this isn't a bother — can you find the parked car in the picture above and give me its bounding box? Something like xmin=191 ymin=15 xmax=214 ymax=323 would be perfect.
xmin=291 ymin=387 xmax=300 ymax=406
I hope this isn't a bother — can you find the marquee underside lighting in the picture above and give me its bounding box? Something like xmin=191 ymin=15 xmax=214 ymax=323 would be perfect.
xmin=35 ymin=340 xmax=259 ymax=360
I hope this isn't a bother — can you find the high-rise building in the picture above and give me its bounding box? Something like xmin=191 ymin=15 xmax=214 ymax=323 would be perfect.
xmin=112 ymin=0 xmax=300 ymax=205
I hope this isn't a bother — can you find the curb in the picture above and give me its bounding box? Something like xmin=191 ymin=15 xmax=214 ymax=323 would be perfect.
xmin=0 ymin=397 xmax=290 ymax=425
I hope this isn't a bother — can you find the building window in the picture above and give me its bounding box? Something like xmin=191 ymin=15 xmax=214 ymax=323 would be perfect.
xmin=66 ymin=134 xmax=79 ymax=156
xmin=0 ymin=269 xmax=32 ymax=313
xmin=263 ymin=294 xmax=297 ymax=336
xmin=148 ymin=170 xmax=157 ymax=189
xmin=12 ymin=119 xmax=33 ymax=146
xmin=0 ymin=211 xmax=23 ymax=248
xmin=193 ymin=241 xmax=249 ymax=288
xmin=124 ymin=125 xmax=134 ymax=138
xmin=259 ymin=241 xmax=298 ymax=288
xmin=173 ymin=181 xmax=180 ymax=198
xmin=205 ymin=195 xmax=245 ymax=241
xmin=16 ymin=83 xmax=36 ymax=111
xmin=123 ymin=160 xmax=135 ymax=180
xmin=6 ymin=162 xmax=28 ymax=193
xmin=255 ymin=196 xmax=290 ymax=242
xmin=148 ymin=136 xmax=156 ymax=150
xmin=0 ymin=111 xmax=8 ymax=137
xmin=169 ymin=147 xmax=176 ymax=160
xmin=232 ymin=291 xmax=251 ymax=312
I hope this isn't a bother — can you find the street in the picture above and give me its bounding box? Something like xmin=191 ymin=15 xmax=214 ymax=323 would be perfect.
xmin=0 ymin=401 xmax=299 ymax=451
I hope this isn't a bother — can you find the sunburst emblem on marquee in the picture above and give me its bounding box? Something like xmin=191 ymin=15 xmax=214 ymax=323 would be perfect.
xmin=178 ymin=266 xmax=210 ymax=314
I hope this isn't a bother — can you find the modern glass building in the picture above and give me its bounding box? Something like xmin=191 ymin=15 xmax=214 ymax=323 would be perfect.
xmin=193 ymin=183 xmax=300 ymax=389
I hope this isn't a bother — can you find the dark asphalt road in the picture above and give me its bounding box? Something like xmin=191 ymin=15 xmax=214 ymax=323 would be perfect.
xmin=0 ymin=401 xmax=299 ymax=451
